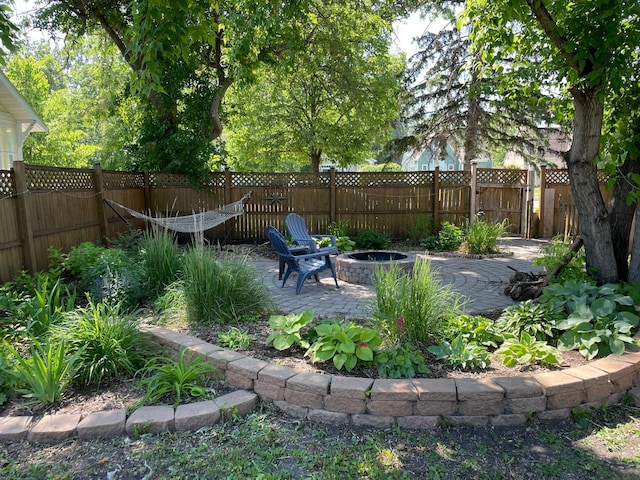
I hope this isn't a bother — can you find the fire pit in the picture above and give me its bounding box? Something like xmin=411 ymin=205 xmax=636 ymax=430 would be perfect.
xmin=335 ymin=250 xmax=416 ymax=285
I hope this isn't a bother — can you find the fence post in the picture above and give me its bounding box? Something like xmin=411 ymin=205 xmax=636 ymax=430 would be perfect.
xmin=93 ymin=163 xmax=109 ymax=245
xmin=539 ymin=165 xmax=546 ymax=238
xmin=433 ymin=166 xmax=440 ymax=231
xmin=329 ymin=167 xmax=336 ymax=223
xmin=224 ymin=167 xmax=232 ymax=203
xmin=12 ymin=161 xmax=37 ymax=273
xmin=143 ymin=168 xmax=151 ymax=212
xmin=470 ymin=162 xmax=478 ymax=219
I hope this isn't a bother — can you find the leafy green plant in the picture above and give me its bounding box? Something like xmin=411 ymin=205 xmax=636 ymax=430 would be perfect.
xmin=181 ymin=246 xmax=273 ymax=324
xmin=443 ymin=314 xmax=503 ymax=348
xmin=541 ymin=282 xmax=640 ymax=359
xmin=427 ymin=336 xmax=491 ymax=371
xmin=533 ymin=236 xmax=592 ymax=284
xmin=134 ymin=349 xmax=219 ymax=408
xmin=374 ymin=344 xmax=430 ymax=378
xmin=371 ymin=258 xmax=466 ymax=346
xmin=407 ymin=214 xmax=433 ymax=246
xmin=218 ymin=326 xmax=255 ymax=350
xmin=306 ymin=320 xmax=382 ymax=371
xmin=139 ymin=226 xmax=182 ymax=296
xmin=494 ymin=300 xmax=561 ymax=341
xmin=6 ymin=338 xmax=81 ymax=404
xmin=59 ymin=299 xmax=148 ymax=386
xmin=328 ymin=219 xmax=350 ymax=237
xmin=421 ymin=222 xmax=464 ymax=251
xmin=354 ymin=229 xmax=391 ymax=249
xmin=11 ymin=274 xmax=77 ymax=339
xmin=496 ymin=332 xmax=563 ymax=367
xmin=463 ymin=218 xmax=509 ymax=254
xmin=265 ymin=309 xmax=315 ymax=351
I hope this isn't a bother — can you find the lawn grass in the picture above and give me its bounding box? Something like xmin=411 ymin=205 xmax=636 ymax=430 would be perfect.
xmin=2 ymin=401 xmax=639 ymax=479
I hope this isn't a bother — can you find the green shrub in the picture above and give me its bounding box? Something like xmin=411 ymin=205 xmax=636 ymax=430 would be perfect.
xmin=59 ymin=300 xmax=148 ymax=386
xmin=421 ymin=222 xmax=464 ymax=251
xmin=354 ymin=229 xmax=391 ymax=249
xmin=140 ymin=226 xmax=182 ymax=296
xmin=371 ymin=258 xmax=466 ymax=347
xmin=428 ymin=336 xmax=491 ymax=371
xmin=533 ymin=236 xmax=592 ymax=285
xmin=5 ymin=338 xmax=81 ymax=404
xmin=182 ymin=246 xmax=273 ymax=324
xmin=374 ymin=344 xmax=429 ymax=378
xmin=464 ymin=218 xmax=509 ymax=254
xmin=23 ymin=275 xmax=77 ymax=338
xmin=328 ymin=219 xmax=350 ymax=237
xmin=407 ymin=214 xmax=433 ymax=246
xmin=443 ymin=314 xmax=503 ymax=348
xmin=134 ymin=348 xmax=219 ymax=408
xmin=306 ymin=320 xmax=382 ymax=371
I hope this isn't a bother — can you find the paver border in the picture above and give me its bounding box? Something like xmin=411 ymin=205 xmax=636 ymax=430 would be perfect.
xmin=2 ymin=325 xmax=639 ymax=444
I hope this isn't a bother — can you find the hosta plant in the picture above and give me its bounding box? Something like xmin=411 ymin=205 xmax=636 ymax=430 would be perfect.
xmin=266 ymin=309 xmax=315 ymax=351
xmin=496 ymin=332 xmax=563 ymax=367
xmin=306 ymin=320 xmax=382 ymax=371
xmin=443 ymin=314 xmax=503 ymax=348
xmin=427 ymin=336 xmax=491 ymax=371
xmin=541 ymin=282 xmax=640 ymax=359
xmin=374 ymin=344 xmax=430 ymax=379
xmin=495 ymin=300 xmax=561 ymax=341
xmin=218 ymin=326 xmax=254 ymax=350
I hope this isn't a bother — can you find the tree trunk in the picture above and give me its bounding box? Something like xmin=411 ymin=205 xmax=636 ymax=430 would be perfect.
xmin=608 ymin=154 xmax=640 ymax=281
xmin=462 ymin=67 xmax=481 ymax=170
xmin=628 ymin=202 xmax=640 ymax=284
xmin=565 ymin=87 xmax=618 ymax=284
xmin=310 ymin=149 xmax=322 ymax=173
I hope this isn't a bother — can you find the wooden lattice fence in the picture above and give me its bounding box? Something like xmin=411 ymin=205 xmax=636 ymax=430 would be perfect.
xmin=0 ymin=163 xmax=537 ymax=282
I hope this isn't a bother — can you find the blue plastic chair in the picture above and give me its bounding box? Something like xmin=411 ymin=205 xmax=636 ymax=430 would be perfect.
xmin=267 ymin=226 xmax=339 ymax=294
xmin=285 ymin=213 xmax=338 ymax=255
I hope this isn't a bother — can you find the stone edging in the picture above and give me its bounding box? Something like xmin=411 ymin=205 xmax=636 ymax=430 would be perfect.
xmin=2 ymin=325 xmax=639 ymax=443
xmin=144 ymin=326 xmax=640 ymax=429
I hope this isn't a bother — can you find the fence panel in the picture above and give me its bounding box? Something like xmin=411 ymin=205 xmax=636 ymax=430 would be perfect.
xmin=0 ymin=163 xmax=550 ymax=282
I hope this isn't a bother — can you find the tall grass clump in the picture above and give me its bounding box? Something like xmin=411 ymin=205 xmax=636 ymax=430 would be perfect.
xmin=464 ymin=218 xmax=510 ymax=255
xmin=58 ymin=300 xmax=149 ymax=386
xmin=182 ymin=245 xmax=273 ymax=324
xmin=371 ymin=258 xmax=466 ymax=347
xmin=139 ymin=226 xmax=182 ymax=296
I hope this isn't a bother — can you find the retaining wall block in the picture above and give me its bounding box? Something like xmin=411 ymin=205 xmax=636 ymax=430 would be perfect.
xmin=396 ymin=415 xmax=440 ymax=430
xmin=330 ymin=376 xmax=374 ymax=399
xmin=367 ymin=400 xmax=414 ymax=417
xmin=286 ymin=372 xmax=332 ymax=395
xmin=0 ymin=416 xmax=32 ymax=442
xmin=285 ymin=389 xmax=324 ymax=409
xmin=307 ymin=409 xmax=350 ymax=425
xmin=533 ymin=371 xmax=584 ymax=396
xmin=324 ymin=395 xmax=367 ymax=414
xmin=455 ymin=378 xmax=504 ymax=402
xmin=77 ymin=409 xmax=126 ymax=440
xmin=411 ymin=378 xmax=457 ymax=401
xmin=174 ymin=400 xmax=220 ymax=431
xmin=370 ymin=379 xmax=418 ymax=402
xmin=563 ymin=365 xmax=612 ymax=402
xmin=28 ymin=413 xmax=81 ymax=444
xmin=126 ymin=406 xmax=174 ymax=435
xmin=214 ymin=390 xmax=258 ymax=417
xmin=351 ymin=414 xmax=395 ymax=428
xmin=206 ymin=349 xmax=246 ymax=372
xmin=273 ymin=400 xmax=308 ymax=419
xmin=258 ymin=364 xmax=299 ymax=387
xmin=492 ymin=376 xmax=541 ymax=398
xmin=505 ymin=395 xmax=547 ymax=414
xmin=590 ymin=356 xmax=637 ymax=392
xmin=254 ymin=381 xmax=285 ymax=401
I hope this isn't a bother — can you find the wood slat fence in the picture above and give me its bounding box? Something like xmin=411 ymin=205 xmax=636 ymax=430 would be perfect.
xmin=0 ymin=161 xmax=601 ymax=283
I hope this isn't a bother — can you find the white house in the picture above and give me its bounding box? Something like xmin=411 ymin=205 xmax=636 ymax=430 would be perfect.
xmin=0 ymin=71 xmax=47 ymax=170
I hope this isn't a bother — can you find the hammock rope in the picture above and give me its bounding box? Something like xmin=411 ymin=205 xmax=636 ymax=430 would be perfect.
xmin=105 ymin=192 xmax=252 ymax=234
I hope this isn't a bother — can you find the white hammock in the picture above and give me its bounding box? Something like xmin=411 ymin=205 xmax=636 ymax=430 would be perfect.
xmin=106 ymin=192 xmax=252 ymax=234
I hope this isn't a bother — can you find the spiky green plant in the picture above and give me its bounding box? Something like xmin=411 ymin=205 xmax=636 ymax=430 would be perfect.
xmin=140 ymin=226 xmax=182 ymax=296
xmin=59 ymin=300 xmax=148 ymax=386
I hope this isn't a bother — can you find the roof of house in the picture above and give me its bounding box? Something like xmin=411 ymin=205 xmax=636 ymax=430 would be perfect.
xmin=0 ymin=70 xmax=46 ymax=132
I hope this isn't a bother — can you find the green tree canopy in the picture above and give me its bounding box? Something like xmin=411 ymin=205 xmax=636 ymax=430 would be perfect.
xmin=225 ymin=0 xmax=404 ymax=172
